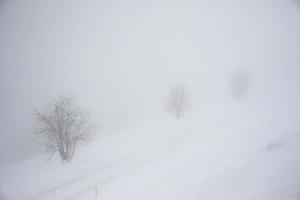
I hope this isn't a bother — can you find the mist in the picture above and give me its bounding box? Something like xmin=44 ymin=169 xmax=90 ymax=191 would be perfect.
xmin=1 ymin=0 xmax=300 ymax=188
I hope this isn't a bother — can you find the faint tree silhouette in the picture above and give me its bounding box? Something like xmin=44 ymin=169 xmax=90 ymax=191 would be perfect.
xmin=166 ymin=85 xmax=189 ymax=119
xmin=229 ymin=68 xmax=248 ymax=100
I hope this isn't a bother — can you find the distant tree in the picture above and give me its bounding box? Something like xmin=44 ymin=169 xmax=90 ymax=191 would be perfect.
xmin=166 ymin=85 xmax=188 ymax=119
xmin=33 ymin=96 xmax=93 ymax=163
xmin=229 ymin=68 xmax=248 ymax=100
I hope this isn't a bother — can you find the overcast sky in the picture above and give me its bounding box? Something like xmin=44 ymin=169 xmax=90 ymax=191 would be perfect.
xmin=1 ymin=0 xmax=300 ymax=163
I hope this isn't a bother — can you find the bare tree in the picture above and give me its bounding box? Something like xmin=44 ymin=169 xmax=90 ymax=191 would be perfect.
xmin=33 ymin=96 xmax=93 ymax=163
xmin=229 ymin=68 xmax=248 ymax=100
xmin=166 ymin=85 xmax=188 ymax=119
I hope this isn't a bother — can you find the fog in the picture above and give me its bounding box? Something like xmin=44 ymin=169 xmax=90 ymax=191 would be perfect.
xmin=1 ymin=0 xmax=300 ymax=164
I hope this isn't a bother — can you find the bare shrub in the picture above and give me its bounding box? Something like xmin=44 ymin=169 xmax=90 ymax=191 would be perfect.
xmin=33 ymin=96 xmax=93 ymax=163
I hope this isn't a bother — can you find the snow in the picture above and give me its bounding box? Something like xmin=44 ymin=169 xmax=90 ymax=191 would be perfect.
xmin=188 ymin=134 xmax=300 ymax=200
xmin=0 ymin=118 xmax=177 ymax=200
xmin=1 ymin=103 xmax=300 ymax=200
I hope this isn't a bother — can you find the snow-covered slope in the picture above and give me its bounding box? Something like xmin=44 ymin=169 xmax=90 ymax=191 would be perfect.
xmin=187 ymin=133 xmax=300 ymax=200
xmin=1 ymin=104 xmax=300 ymax=200
xmin=96 ymin=107 xmax=300 ymax=200
xmin=0 ymin=118 xmax=180 ymax=199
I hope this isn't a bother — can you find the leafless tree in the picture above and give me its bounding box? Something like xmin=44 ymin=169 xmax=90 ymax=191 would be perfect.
xmin=33 ymin=96 xmax=93 ymax=163
xmin=229 ymin=68 xmax=248 ymax=100
xmin=166 ymin=85 xmax=188 ymax=119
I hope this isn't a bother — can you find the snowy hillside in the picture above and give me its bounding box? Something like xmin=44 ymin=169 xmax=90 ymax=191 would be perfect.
xmin=192 ymin=134 xmax=300 ymax=200
xmin=1 ymin=104 xmax=300 ymax=200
